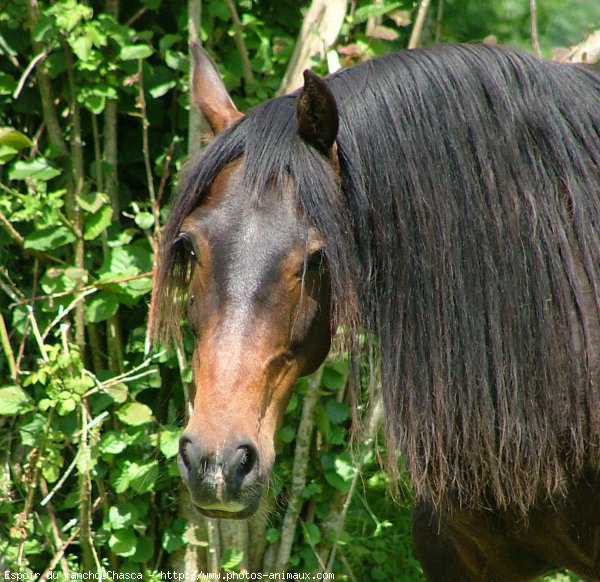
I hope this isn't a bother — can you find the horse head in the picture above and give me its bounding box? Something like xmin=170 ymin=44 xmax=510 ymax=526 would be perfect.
xmin=174 ymin=44 xmax=339 ymax=518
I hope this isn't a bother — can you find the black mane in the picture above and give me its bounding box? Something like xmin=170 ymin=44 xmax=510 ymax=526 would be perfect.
xmin=154 ymin=44 xmax=600 ymax=512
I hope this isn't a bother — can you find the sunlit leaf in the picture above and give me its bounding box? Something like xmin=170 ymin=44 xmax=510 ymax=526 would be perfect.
xmin=85 ymin=293 xmax=119 ymax=323
xmin=120 ymin=44 xmax=153 ymax=60
xmin=84 ymin=204 xmax=113 ymax=240
xmin=116 ymin=402 xmax=153 ymax=426
xmin=9 ymin=158 xmax=61 ymax=181
xmin=24 ymin=226 xmax=76 ymax=251
xmin=0 ymin=386 xmax=33 ymax=415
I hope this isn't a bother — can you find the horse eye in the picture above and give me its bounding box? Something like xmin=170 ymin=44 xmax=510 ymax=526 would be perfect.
xmin=175 ymin=233 xmax=199 ymax=262
xmin=307 ymin=250 xmax=324 ymax=270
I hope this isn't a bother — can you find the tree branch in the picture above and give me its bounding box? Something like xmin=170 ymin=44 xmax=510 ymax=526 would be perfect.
xmin=278 ymin=0 xmax=348 ymax=95
xmin=223 ymin=0 xmax=254 ymax=86
xmin=274 ymin=369 xmax=323 ymax=571
xmin=408 ymin=0 xmax=432 ymax=49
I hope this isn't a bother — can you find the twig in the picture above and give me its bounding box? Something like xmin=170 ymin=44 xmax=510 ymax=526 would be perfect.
xmin=274 ymin=369 xmax=323 ymax=571
xmin=435 ymin=0 xmax=444 ymax=43
xmin=38 ymin=495 xmax=103 ymax=582
xmin=83 ymin=350 xmax=163 ymax=397
xmin=11 ymin=272 xmax=152 ymax=306
xmin=530 ymin=0 xmax=541 ymax=57
xmin=41 ymin=288 xmax=98 ymax=341
xmin=0 ymin=209 xmax=25 ymax=246
xmin=64 ymin=42 xmax=86 ymax=354
xmin=125 ymin=6 xmax=147 ymax=27
xmin=0 ymin=310 xmax=17 ymax=380
xmin=325 ymin=398 xmax=383 ymax=572
xmin=408 ymin=0 xmax=432 ymax=49
xmin=223 ymin=0 xmax=254 ymax=86
xmin=40 ymin=451 xmax=81 ymax=507
xmin=27 ymin=305 xmax=48 ymax=362
xmin=39 ymin=479 xmax=72 ymax=578
xmin=28 ymin=0 xmax=68 ymax=156
xmin=38 ymin=524 xmax=81 ymax=582
xmin=13 ymin=49 xmax=50 ymax=99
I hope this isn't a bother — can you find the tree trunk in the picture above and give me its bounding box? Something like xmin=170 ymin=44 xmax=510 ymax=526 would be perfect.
xmin=278 ymin=0 xmax=348 ymax=94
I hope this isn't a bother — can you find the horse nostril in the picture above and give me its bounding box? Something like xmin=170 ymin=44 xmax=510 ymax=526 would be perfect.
xmin=179 ymin=436 xmax=192 ymax=471
xmin=179 ymin=435 xmax=210 ymax=479
xmin=233 ymin=443 xmax=258 ymax=482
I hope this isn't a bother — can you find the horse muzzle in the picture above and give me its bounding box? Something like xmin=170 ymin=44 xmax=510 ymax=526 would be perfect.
xmin=178 ymin=433 xmax=264 ymax=519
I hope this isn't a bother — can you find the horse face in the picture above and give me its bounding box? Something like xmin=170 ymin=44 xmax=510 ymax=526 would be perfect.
xmin=177 ymin=161 xmax=332 ymax=518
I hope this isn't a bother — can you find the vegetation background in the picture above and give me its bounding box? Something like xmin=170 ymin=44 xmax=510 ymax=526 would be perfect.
xmin=1 ymin=0 xmax=599 ymax=580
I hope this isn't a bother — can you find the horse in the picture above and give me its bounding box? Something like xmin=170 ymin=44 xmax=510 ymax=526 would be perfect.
xmin=150 ymin=42 xmax=600 ymax=580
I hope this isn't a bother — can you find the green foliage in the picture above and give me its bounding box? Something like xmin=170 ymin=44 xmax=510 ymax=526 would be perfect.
xmin=0 ymin=0 xmax=594 ymax=579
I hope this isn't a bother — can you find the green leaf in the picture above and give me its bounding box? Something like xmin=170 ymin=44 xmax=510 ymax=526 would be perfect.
xmin=70 ymin=34 xmax=92 ymax=61
xmin=0 ymin=386 xmax=33 ymax=415
xmin=0 ymin=128 xmax=32 ymax=150
xmin=84 ymin=205 xmax=113 ymax=240
xmin=159 ymin=429 xmax=180 ymax=458
xmin=351 ymin=2 xmax=403 ymax=24
xmin=134 ymin=211 xmax=154 ymax=230
xmin=77 ymin=191 xmax=109 ymax=213
xmin=303 ymin=522 xmax=321 ymax=545
xmin=85 ymin=293 xmax=119 ymax=323
xmin=0 ymin=73 xmax=17 ymax=96
xmin=109 ymin=503 xmax=139 ymax=530
xmin=24 ymin=226 xmax=76 ymax=251
xmin=276 ymin=424 xmax=296 ymax=444
xmin=116 ymin=402 xmax=153 ymax=426
xmin=326 ymin=400 xmax=350 ymax=424
xmin=142 ymin=0 xmax=162 ymax=9
xmin=265 ymin=527 xmax=280 ymax=544
xmin=9 ymin=158 xmax=61 ymax=181
xmin=99 ymin=431 xmax=128 ymax=455
xmin=221 ymin=548 xmax=244 ymax=571
xmin=132 ymin=535 xmax=153 ymax=562
xmin=162 ymin=518 xmax=186 ymax=553
xmin=321 ymin=366 xmax=346 ymax=391
xmin=127 ymin=460 xmax=159 ymax=493
xmin=106 ymin=382 xmax=128 ymax=403
xmin=323 ymin=452 xmax=356 ymax=492
xmin=109 ymin=529 xmax=137 ymax=557
xmin=120 ymin=44 xmax=153 ymax=60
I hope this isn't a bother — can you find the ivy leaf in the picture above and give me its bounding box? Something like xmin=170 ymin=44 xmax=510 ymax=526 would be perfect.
xmin=116 ymin=402 xmax=153 ymax=426
xmin=134 ymin=211 xmax=154 ymax=230
xmin=120 ymin=44 xmax=153 ymax=60
xmin=159 ymin=429 xmax=180 ymax=458
xmin=108 ymin=503 xmax=139 ymax=530
xmin=99 ymin=431 xmax=128 ymax=455
xmin=0 ymin=73 xmax=17 ymax=96
xmin=84 ymin=205 xmax=113 ymax=240
xmin=127 ymin=460 xmax=159 ymax=493
xmin=85 ymin=292 xmax=118 ymax=323
xmin=0 ymin=386 xmax=33 ymax=415
xmin=221 ymin=548 xmax=244 ymax=571
xmin=0 ymin=127 xmax=32 ymax=150
xmin=24 ymin=226 xmax=76 ymax=251
xmin=325 ymin=400 xmax=350 ymax=424
xmin=109 ymin=529 xmax=137 ymax=557
xmin=303 ymin=522 xmax=322 ymax=545
xmin=276 ymin=425 xmax=296 ymax=444
xmin=351 ymin=2 xmax=403 ymax=24
xmin=77 ymin=191 xmax=109 ymax=213
xmin=132 ymin=535 xmax=154 ymax=562
xmin=162 ymin=518 xmax=186 ymax=553
xmin=9 ymin=158 xmax=61 ymax=181
xmin=106 ymin=382 xmax=128 ymax=403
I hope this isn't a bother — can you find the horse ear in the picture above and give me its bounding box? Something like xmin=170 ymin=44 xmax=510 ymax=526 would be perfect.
xmin=190 ymin=42 xmax=244 ymax=134
xmin=297 ymin=69 xmax=339 ymax=156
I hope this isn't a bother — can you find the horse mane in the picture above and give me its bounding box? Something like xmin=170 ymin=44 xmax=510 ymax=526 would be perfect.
xmin=153 ymin=44 xmax=600 ymax=513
